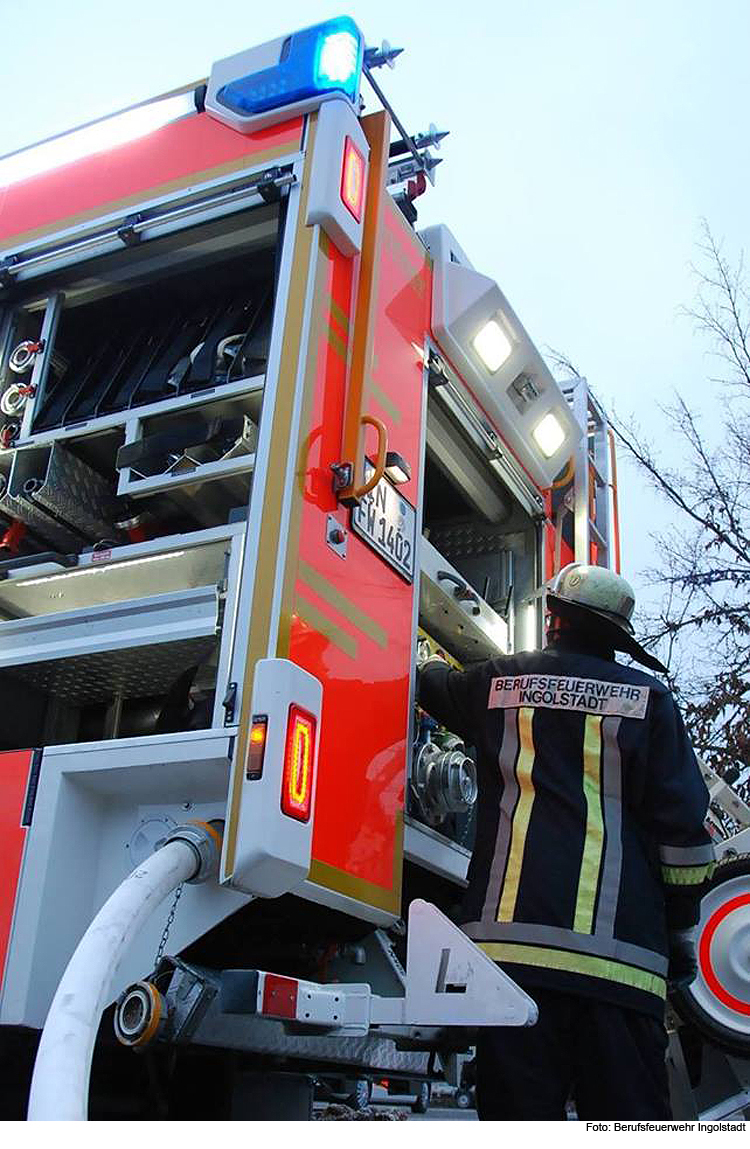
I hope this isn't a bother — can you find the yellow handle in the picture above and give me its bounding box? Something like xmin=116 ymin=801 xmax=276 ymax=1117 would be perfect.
xmin=350 ymin=414 xmax=388 ymax=501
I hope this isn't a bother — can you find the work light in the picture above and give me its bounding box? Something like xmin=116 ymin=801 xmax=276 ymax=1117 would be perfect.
xmin=473 ymin=318 xmax=513 ymax=373
xmin=532 ymin=412 xmax=566 ymax=458
xmin=385 ymin=451 xmax=412 ymax=485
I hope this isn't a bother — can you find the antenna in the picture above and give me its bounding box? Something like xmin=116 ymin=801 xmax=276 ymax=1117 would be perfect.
xmin=362 ymin=42 xmax=449 ymax=190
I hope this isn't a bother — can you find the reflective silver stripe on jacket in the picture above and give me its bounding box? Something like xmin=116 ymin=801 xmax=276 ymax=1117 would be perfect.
xmin=480 ymin=708 xmax=520 ymax=920
xmin=462 ymin=920 xmax=669 ymax=977
xmin=593 ymin=716 xmax=623 ymax=937
xmin=659 ymin=842 xmax=716 ymax=865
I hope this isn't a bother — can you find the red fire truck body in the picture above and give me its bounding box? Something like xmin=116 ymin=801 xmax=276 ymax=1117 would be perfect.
xmin=13 ymin=19 xmax=737 ymax=1122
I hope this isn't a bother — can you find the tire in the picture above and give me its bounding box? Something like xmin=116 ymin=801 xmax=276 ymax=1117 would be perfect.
xmin=411 ymin=1082 xmax=430 ymax=1114
xmin=454 ymin=1088 xmax=473 ymax=1110
xmin=672 ymin=853 xmax=750 ymax=1057
xmin=346 ymin=1078 xmax=371 ymax=1112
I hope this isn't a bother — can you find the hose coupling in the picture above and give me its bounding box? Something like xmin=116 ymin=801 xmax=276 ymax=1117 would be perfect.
xmin=164 ymin=819 xmax=224 ymax=884
xmin=114 ymin=980 xmax=167 ymax=1049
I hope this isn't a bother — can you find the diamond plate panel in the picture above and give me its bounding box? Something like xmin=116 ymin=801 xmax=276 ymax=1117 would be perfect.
xmin=9 ymin=442 xmax=118 ymax=542
xmin=6 ymin=635 xmax=217 ymax=704
xmin=0 ymin=451 xmax=82 ymax=552
xmin=428 ymin=518 xmax=511 ymax=558
xmin=193 ymin=1003 xmax=432 ymax=1074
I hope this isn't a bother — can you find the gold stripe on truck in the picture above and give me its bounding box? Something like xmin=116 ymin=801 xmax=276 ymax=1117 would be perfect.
xmin=308 ymin=807 xmax=403 ymax=916
xmin=224 ymin=115 xmax=318 ymax=878
xmin=274 ymin=230 xmax=330 ymax=660
xmin=298 ymin=560 xmax=387 ymax=649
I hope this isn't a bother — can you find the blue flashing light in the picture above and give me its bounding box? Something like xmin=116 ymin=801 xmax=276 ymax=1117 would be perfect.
xmin=316 ymin=28 xmax=360 ymax=88
xmin=218 ymin=17 xmax=364 ymax=120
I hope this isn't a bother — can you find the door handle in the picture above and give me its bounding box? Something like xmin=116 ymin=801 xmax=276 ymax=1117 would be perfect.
xmin=349 ymin=414 xmax=388 ymax=502
xmin=436 ymin=571 xmax=481 ymax=616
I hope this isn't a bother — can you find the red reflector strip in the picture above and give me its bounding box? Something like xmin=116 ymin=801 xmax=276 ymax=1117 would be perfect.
xmin=340 ymin=136 xmax=365 ymax=223
xmin=246 ymin=715 xmax=268 ymax=780
xmin=262 ymin=973 xmax=298 ymax=1019
xmin=281 ymin=705 xmax=316 ymax=822
xmin=699 ymin=893 xmax=750 ymax=1015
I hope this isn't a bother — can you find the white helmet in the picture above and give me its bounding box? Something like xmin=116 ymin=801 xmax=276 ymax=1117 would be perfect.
xmin=550 ymin=563 xmax=636 ymax=634
xmin=547 ymin=563 xmax=666 ymax=674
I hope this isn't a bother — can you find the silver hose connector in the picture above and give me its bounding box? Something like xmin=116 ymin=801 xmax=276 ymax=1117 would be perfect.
xmin=412 ymin=738 xmax=477 ymax=826
xmin=164 ymin=819 xmax=224 ymax=884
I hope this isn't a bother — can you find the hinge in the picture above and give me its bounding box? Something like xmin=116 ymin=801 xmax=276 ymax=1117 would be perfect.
xmin=0 ymin=255 xmax=18 ymax=289
xmin=330 ymin=462 xmax=354 ymax=495
xmin=21 ymin=747 xmax=44 ymax=827
xmin=222 ymin=681 xmax=238 ymax=724
xmin=427 ymin=350 xmax=449 ymax=383
xmin=256 ymin=167 xmax=296 ymax=204
xmin=118 ymin=213 xmax=144 ymax=247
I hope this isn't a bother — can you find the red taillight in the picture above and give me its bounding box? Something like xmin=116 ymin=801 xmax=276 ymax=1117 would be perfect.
xmin=246 ymin=715 xmax=268 ymax=780
xmin=281 ymin=705 xmax=316 ymax=822
xmin=340 ymin=136 xmax=365 ymax=222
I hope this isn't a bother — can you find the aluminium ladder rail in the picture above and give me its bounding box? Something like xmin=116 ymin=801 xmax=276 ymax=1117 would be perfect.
xmin=560 ymin=377 xmax=615 ymax=571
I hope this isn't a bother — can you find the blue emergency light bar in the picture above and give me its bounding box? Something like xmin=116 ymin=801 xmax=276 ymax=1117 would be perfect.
xmin=217 ymin=17 xmax=364 ymax=120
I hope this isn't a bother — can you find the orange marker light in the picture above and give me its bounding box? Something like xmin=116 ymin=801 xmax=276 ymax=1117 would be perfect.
xmin=246 ymin=715 xmax=268 ymax=780
xmin=340 ymin=136 xmax=365 ymax=223
xmin=282 ymin=706 xmax=316 ymax=822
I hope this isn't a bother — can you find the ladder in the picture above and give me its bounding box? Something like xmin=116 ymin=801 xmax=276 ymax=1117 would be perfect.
xmin=560 ymin=377 xmax=620 ymax=572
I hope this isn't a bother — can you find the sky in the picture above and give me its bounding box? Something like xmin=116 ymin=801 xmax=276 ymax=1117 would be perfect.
xmin=2 ymin=0 xmax=748 ymax=619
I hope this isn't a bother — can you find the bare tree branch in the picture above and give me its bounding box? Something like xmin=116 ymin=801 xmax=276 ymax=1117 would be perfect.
xmin=599 ymin=223 xmax=750 ymax=787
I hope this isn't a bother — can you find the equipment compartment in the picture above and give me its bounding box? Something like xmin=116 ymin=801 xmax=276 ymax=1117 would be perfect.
xmin=420 ymin=371 xmax=542 ymax=662
xmin=0 ymin=198 xmax=285 ymax=569
xmin=28 ymin=204 xmax=279 ymax=435
xmin=114 ymin=388 xmax=261 ymax=525
xmin=409 ymin=358 xmax=545 ymax=862
xmin=0 ymin=528 xmax=243 ymax=750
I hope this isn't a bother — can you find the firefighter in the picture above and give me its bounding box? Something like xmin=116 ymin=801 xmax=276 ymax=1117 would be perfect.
xmin=417 ymin=563 xmax=715 ymax=1121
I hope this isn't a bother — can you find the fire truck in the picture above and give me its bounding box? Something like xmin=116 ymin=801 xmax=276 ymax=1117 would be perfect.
xmin=0 ymin=16 xmax=748 ymax=1121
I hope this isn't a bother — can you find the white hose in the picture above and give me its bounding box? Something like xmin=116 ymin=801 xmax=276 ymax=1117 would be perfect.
xmin=28 ymin=839 xmax=198 ymax=1121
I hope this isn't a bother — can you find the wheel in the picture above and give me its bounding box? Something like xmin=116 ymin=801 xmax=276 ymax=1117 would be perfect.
xmin=672 ymin=853 xmax=750 ymax=1056
xmin=411 ymin=1082 xmax=431 ymax=1114
xmin=454 ymin=1087 xmax=473 ymax=1110
xmin=345 ymin=1078 xmax=371 ymax=1112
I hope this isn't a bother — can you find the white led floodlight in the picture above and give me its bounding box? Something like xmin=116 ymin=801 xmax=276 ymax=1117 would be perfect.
xmin=472 ymin=319 xmax=513 ymax=373
xmin=532 ymin=412 xmax=566 ymax=458
xmin=420 ymin=223 xmax=582 ymax=488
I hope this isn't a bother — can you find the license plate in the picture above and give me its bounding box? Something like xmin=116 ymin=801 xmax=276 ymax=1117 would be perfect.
xmin=351 ymin=462 xmax=416 ymax=582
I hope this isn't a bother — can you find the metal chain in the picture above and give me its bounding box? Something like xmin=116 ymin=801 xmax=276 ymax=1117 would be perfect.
xmin=155 ymin=882 xmax=184 ymax=967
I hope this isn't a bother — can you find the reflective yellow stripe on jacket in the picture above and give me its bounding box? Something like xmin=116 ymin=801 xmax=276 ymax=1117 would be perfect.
xmin=480 ymin=941 xmax=667 ymax=1000
xmin=574 ymin=715 xmax=605 ymax=933
xmin=496 ymin=709 xmax=609 ymax=933
xmin=497 ymin=707 xmax=536 ymax=922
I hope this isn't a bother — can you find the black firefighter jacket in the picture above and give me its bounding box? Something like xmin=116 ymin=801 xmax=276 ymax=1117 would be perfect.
xmin=418 ymin=643 xmax=715 ymax=1019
